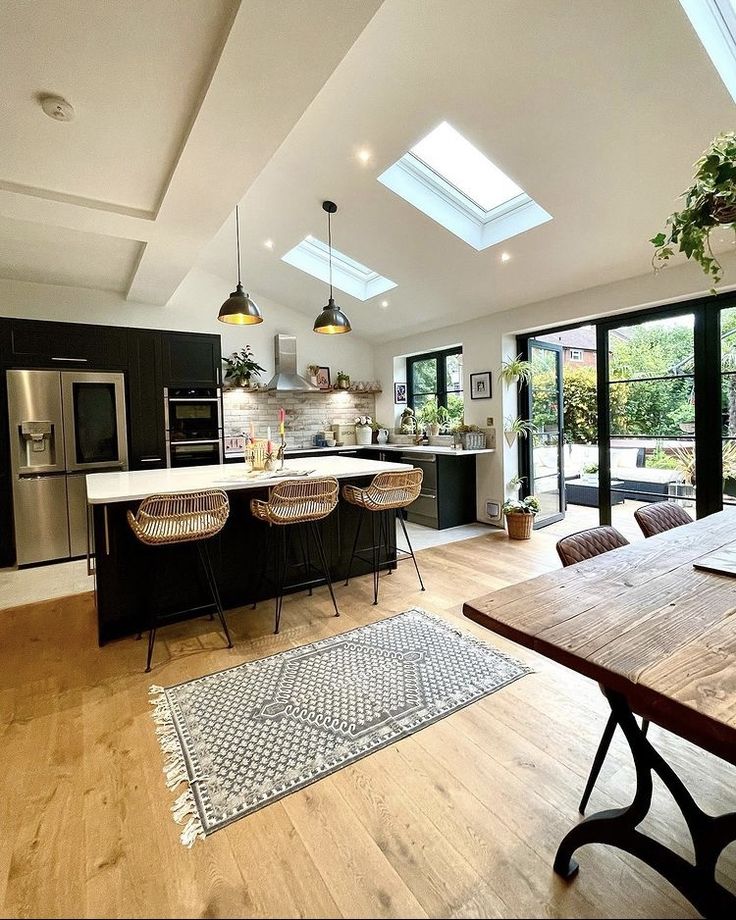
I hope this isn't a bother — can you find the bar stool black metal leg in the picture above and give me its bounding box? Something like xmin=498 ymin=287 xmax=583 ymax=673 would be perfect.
xmin=297 ymin=523 xmax=313 ymax=596
xmin=145 ymin=621 xmax=158 ymax=673
xmin=310 ymin=521 xmax=340 ymax=617
xmin=274 ymin=526 xmax=290 ymax=634
xmin=398 ymin=512 xmax=425 ymax=591
xmin=197 ymin=541 xmax=233 ymax=649
xmin=344 ymin=508 xmax=364 ymax=586
xmin=371 ymin=510 xmax=380 ymax=605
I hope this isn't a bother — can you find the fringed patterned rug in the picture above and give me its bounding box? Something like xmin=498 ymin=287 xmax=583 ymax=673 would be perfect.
xmin=150 ymin=607 xmax=531 ymax=845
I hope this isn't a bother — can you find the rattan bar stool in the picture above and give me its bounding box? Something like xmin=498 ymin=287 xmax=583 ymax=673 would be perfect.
xmin=127 ymin=489 xmax=233 ymax=672
xmin=250 ymin=477 xmax=340 ymax=633
xmin=342 ymin=468 xmax=426 ymax=605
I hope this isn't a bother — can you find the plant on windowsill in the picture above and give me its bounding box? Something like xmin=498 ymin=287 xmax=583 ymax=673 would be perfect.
xmin=503 ymin=415 xmax=535 ymax=447
xmin=418 ymin=397 xmax=450 ymax=437
xmin=651 ymin=132 xmax=736 ymax=292
xmin=223 ymin=345 xmax=266 ymax=389
xmin=499 ymin=355 xmax=533 ymax=387
xmin=502 ymin=495 xmax=540 ymax=540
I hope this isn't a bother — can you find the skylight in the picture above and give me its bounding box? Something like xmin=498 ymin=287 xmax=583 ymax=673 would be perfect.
xmin=281 ymin=236 xmax=396 ymax=302
xmin=378 ymin=121 xmax=551 ymax=251
xmin=679 ymin=0 xmax=736 ymax=103
xmin=410 ymin=122 xmax=523 ymax=211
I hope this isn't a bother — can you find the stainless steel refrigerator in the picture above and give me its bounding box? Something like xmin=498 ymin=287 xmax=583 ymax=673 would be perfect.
xmin=7 ymin=369 xmax=128 ymax=565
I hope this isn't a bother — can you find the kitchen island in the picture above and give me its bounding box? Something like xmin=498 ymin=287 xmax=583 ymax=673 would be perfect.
xmin=88 ymin=456 xmax=406 ymax=644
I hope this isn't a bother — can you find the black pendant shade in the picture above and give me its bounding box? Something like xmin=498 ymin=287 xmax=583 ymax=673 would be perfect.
xmin=218 ymin=205 xmax=263 ymax=326
xmin=313 ymin=297 xmax=351 ymax=334
xmin=218 ymin=283 xmax=263 ymax=325
xmin=314 ymin=200 xmax=351 ymax=335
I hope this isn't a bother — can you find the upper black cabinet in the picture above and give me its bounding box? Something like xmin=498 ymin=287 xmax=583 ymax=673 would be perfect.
xmin=162 ymin=332 xmax=221 ymax=388
xmin=8 ymin=319 xmax=126 ymax=369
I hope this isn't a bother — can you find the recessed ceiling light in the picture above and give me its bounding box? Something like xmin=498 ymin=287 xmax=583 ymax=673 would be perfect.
xmin=264 ymin=239 xmax=274 ymax=250
xmin=357 ymin=148 xmax=372 ymax=164
xmin=380 ymin=300 xmax=389 ymax=308
xmin=501 ymin=252 xmax=511 ymax=262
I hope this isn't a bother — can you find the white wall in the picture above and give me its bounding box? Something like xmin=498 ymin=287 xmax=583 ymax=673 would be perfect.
xmin=0 ymin=267 xmax=375 ymax=383
xmin=374 ymin=254 xmax=736 ymax=526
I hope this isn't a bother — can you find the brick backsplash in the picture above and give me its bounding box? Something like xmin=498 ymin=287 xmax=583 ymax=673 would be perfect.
xmin=223 ymin=389 xmax=377 ymax=449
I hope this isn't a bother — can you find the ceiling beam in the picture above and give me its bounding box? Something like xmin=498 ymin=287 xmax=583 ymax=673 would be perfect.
xmin=126 ymin=0 xmax=383 ymax=305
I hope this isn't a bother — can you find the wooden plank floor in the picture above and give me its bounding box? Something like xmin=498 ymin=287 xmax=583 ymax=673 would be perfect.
xmin=1 ymin=522 xmax=733 ymax=919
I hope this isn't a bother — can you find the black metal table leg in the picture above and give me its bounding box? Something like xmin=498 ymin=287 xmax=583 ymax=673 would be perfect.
xmin=554 ymin=689 xmax=736 ymax=917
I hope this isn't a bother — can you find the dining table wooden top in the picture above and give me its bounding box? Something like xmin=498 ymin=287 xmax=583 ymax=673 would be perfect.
xmin=463 ymin=509 xmax=736 ymax=766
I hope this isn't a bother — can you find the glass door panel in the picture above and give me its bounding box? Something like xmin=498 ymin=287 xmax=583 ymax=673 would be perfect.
xmin=605 ymin=313 xmax=695 ymax=525
xmin=528 ymin=340 xmax=564 ymax=526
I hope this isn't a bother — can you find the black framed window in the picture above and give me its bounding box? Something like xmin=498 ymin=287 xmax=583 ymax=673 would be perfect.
xmin=406 ymin=346 xmax=464 ymax=423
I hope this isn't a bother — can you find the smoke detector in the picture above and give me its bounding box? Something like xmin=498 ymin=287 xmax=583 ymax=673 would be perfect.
xmin=39 ymin=95 xmax=74 ymax=122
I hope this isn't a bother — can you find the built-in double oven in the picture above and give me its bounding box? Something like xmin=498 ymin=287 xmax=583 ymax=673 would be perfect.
xmin=164 ymin=387 xmax=223 ymax=467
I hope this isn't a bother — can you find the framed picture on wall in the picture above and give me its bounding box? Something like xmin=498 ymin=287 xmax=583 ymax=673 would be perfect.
xmin=394 ymin=382 xmax=407 ymax=404
xmin=316 ymin=367 xmax=331 ymax=390
xmin=470 ymin=371 xmax=492 ymax=399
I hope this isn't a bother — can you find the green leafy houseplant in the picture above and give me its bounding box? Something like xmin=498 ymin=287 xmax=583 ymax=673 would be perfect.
xmin=418 ymin=397 xmax=450 ymax=434
xmin=502 ymin=496 xmax=541 ymax=515
xmin=223 ymin=345 xmax=266 ymax=387
xmin=337 ymin=370 xmax=350 ymax=389
xmin=651 ymin=132 xmax=736 ymax=291
xmin=503 ymin=415 xmax=535 ymax=447
xmin=499 ymin=355 xmax=533 ymax=387
xmin=502 ymin=495 xmax=540 ymax=540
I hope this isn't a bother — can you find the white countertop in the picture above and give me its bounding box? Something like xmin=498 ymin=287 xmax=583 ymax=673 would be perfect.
xmin=224 ymin=443 xmax=494 ymax=459
xmin=86 ymin=456 xmax=408 ymax=505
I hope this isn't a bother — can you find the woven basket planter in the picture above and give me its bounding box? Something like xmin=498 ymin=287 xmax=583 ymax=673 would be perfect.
xmin=505 ymin=512 xmax=534 ymax=540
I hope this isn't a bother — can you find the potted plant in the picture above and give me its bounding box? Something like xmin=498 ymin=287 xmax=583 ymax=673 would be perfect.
xmin=581 ymin=461 xmax=598 ymax=481
xmin=337 ymin=370 xmax=351 ymax=390
xmin=355 ymin=415 xmax=373 ymax=445
xmin=503 ymin=415 xmax=535 ymax=447
xmin=502 ymin=495 xmax=540 ymax=540
xmin=454 ymin=422 xmax=487 ymax=450
xmin=499 ymin=355 xmax=533 ymax=387
xmin=223 ymin=345 xmax=266 ymax=388
xmin=307 ymin=364 xmax=320 ymax=386
xmin=506 ymin=474 xmax=526 ymax=496
xmin=651 ymin=132 xmax=736 ymax=291
xmin=417 ymin=397 xmax=450 ymax=437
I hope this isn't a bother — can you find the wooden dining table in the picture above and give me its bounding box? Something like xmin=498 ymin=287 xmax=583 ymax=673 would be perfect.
xmin=463 ymin=509 xmax=736 ymax=918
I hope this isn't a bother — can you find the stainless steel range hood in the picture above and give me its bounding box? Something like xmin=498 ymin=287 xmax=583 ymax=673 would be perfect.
xmin=266 ymin=334 xmax=318 ymax=392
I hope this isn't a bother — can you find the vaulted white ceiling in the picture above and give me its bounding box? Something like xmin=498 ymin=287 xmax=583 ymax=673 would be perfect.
xmin=0 ymin=0 xmax=733 ymax=342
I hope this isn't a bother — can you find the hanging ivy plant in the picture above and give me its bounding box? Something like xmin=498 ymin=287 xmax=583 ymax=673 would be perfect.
xmin=651 ymin=132 xmax=736 ymax=291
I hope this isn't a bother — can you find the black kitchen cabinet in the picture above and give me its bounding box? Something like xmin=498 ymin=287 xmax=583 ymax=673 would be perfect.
xmin=357 ymin=448 xmax=477 ymax=529
xmin=127 ymin=330 xmax=166 ymax=469
xmin=162 ymin=332 xmax=220 ymax=388
xmin=7 ymin=319 xmax=126 ymax=369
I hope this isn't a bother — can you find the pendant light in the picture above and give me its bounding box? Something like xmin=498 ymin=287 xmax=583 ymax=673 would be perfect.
xmin=218 ymin=205 xmax=263 ymax=325
xmin=314 ymin=200 xmax=352 ymax=334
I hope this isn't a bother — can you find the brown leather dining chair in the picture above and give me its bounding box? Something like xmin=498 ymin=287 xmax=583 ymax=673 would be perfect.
xmin=634 ymin=500 xmax=692 ymax=538
xmin=555 ymin=524 xmax=646 ymax=814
